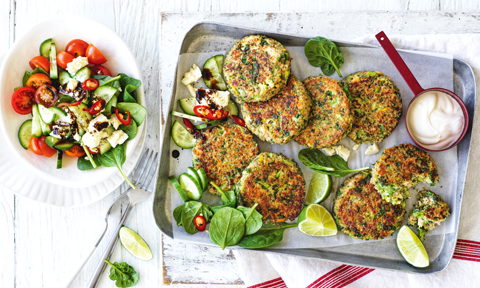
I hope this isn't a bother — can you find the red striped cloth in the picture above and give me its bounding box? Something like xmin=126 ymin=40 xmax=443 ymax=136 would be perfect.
xmin=247 ymin=239 xmax=480 ymax=288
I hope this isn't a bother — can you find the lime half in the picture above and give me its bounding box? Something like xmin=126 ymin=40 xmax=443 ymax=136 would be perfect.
xmin=298 ymin=204 xmax=337 ymax=237
xmin=396 ymin=226 xmax=429 ymax=268
xmin=306 ymin=172 xmax=332 ymax=204
xmin=119 ymin=227 xmax=153 ymax=261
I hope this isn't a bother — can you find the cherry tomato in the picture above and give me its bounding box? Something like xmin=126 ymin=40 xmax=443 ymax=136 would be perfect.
xmin=65 ymin=39 xmax=89 ymax=58
xmin=26 ymin=73 xmax=52 ymax=90
xmin=232 ymin=115 xmax=246 ymax=127
xmin=30 ymin=137 xmax=43 ymax=155
xmin=35 ymin=85 xmax=58 ymax=108
xmin=11 ymin=87 xmax=36 ymax=115
xmin=86 ymin=44 xmax=107 ymax=64
xmin=65 ymin=144 xmax=86 ymax=158
xmin=56 ymin=51 xmax=75 ymax=70
xmin=38 ymin=136 xmax=56 ymax=157
xmin=29 ymin=56 xmax=50 ymax=73
xmin=194 ymin=215 xmax=206 ymax=231
xmin=81 ymin=78 xmax=99 ymax=91
xmin=91 ymin=65 xmax=112 ymax=76
xmin=87 ymin=146 xmax=100 ymax=154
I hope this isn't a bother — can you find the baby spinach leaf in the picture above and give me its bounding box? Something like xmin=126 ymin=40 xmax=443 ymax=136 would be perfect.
xmin=298 ymin=148 xmax=369 ymax=177
xmin=181 ymin=201 xmax=213 ymax=234
xmin=104 ymin=260 xmax=139 ymax=287
xmin=209 ymin=207 xmax=245 ymax=250
xmin=93 ymin=75 xmax=122 ymax=87
xmin=117 ymin=103 xmax=146 ymax=126
xmin=304 ymin=36 xmax=344 ymax=77
xmin=123 ymin=90 xmax=137 ymax=103
xmin=104 ymin=95 xmax=118 ymax=116
xmin=22 ymin=66 xmax=49 ymax=87
xmin=120 ymin=120 xmax=138 ymax=140
xmin=57 ymin=95 xmax=75 ymax=103
xmin=210 ymin=182 xmax=236 ymax=213
xmin=77 ymin=154 xmax=101 ymax=171
xmin=97 ymin=144 xmax=135 ymax=188
xmin=237 ymin=223 xmax=298 ymax=249
xmin=173 ymin=204 xmax=184 ymax=226
xmin=237 ymin=203 xmax=262 ymax=236
xmin=118 ymin=73 xmax=141 ymax=93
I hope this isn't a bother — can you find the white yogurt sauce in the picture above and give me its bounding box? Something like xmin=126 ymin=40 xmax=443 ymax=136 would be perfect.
xmin=407 ymin=91 xmax=464 ymax=150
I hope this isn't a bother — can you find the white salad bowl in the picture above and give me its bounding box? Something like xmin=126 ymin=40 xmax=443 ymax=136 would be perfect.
xmin=0 ymin=16 xmax=145 ymax=188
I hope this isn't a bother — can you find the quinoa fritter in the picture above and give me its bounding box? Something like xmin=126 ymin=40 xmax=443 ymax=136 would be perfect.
xmin=333 ymin=170 xmax=405 ymax=240
xmin=295 ymin=76 xmax=353 ymax=149
xmin=408 ymin=190 xmax=450 ymax=241
xmin=192 ymin=123 xmax=259 ymax=195
xmin=341 ymin=71 xmax=403 ymax=143
xmin=371 ymin=143 xmax=440 ymax=205
xmin=223 ymin=35 xmax=291 ymax=102
xmin=236 ymin=152 xmax=306 ymax=222
xmin=241 ymin=74 xmax=313 ymax=144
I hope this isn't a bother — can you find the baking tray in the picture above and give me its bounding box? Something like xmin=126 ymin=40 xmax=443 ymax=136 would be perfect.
xmin=152 ymin=22 xmax=476 ymax=274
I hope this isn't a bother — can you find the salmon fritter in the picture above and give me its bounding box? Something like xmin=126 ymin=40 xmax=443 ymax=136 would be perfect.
xmin=333 ymin=170 xmax=405 ymax=240
xmin=295 ymin=76 xmax=353 ymax=149
xmin=192 ymin=123 xmax=259 ymax=195
xmin=236 ymin=152 xmax=306 ymax=222
xmin=408 ymin=190 xmax=450 ymax=241
xmin=223 ymin=35 xmax=291 ymax=102
xmin=371 ymin=143 xmax=440 ymax=205
xmin=241 ymin=74 xmax=313 ymax=144
xmin=341 ymin=71 xmax=403 ymax=143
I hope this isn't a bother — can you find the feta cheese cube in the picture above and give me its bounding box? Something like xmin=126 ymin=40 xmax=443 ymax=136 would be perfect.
xmin=352 ymin=144 xmax=360 ymax=151
xmin=186 ymin=84 xmax=196 ymax=98
xmin=196 ymin=89 xmax=230 ymax=109
xmin=73 ymin=132 xmax=81 ymax=141
xmin=365 ymin=143 xmax=379 ymax=155
xmin=82 ymin=130 xmax=108 ymax=148
xmin=110 ymin=115 xmax=122 ymax=130
xmin=322 ymin=147 xmax=336 ymax=156
xmin=88 ymin=114 xmax=110 ymax=132
xmin=66 ymin=56 xmax=89 ymax=75
xmin=334 ymin=145 xmax=351 ymax=161
xmin=181 ymin=64 xmax=202 ymax=85
xmin=66 ymin=79 xmax=79 ymax=91
xmin=107 ymin=130 xmax=129 ymax=148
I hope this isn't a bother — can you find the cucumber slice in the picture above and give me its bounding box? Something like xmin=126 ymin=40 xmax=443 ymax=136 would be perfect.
xmin=203 ymin=54 xmax=227 ymax=91
xmin=49 ymin=106 xmax=68 ymax=118
xmin=57 ymin=150 xmax=63 ymax=169
xmin=68 ymin=103 xmax=92 ymax=135
xmin=197 ymin=168 xmax=209 ymax=191
xmin=171 ymin=121 xmax=196 ymax=149
xmin=45 ymin=136 xmax=60 ymax=149
xmin=195 ymin=118 xmax=227 ymax=129
xmin=31 ymin=104 xmax=43 ymax=138
xmin=40 ymin=120 xmax=51 ymax=135
xmin=224 ymin=100 xmax=239 ymax=116
xmin=171 ymin=111 xmax=207 ymax=123
xmin=18 ymin=120 xmax=33 ymax=149
xmin=74 ymin=67 xmax=91 ymax=83
xmin=49 ymin=43 xmax=58 ymax=79
xmin=179 ymin=173 xmax=203 ymax=200
xmin=38 ymin=104 xmax=56 ymax=124
xmin=54 ymin=141 xmax=75 ymax=151
xmin=99 ymin=139 xmax=112 ymax=155
xmin=39 ymin=38 xmax=53 ymax=58
xmin=178 ymin=98 xmax=197 ymax=116
xmin=187 ymin=167 xmax=201 ymax=185
xmin=93 ymin=86 xmax=118 ymax=104
xmin=168 ymin=176 xmax=189 ymax=202
xmin=59 ymin=71 xmax=73 ymax=85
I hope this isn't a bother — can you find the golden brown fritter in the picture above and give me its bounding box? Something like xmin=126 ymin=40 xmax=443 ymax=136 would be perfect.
xmin=371 ymin=143 xmax=440 ymax=205
xmin=192 ymin=123 xmax=259 ymax=195
xmin=295 ymin=76 xmax=353 ymax=149
xmin=223 ymin=35 xmax=291 ymax=102
xmin=236 ymin=152 xmax=306 ymax=222
xmin=341 ymin=71 xmax=403 ymax=143
xmin=333 ymin=170 xmax=405 ymax=240
xmin=241 ymin=74 xmax=313 ymax=144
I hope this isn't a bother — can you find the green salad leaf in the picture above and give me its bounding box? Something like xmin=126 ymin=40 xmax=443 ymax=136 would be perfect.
xmin=210 ymin=182 xmax=236 ymax=213
xmin=22 ymin=67 xmax=49 ymax=87
xmin=117 ymin=103 xmax=146 ymax=126
xmin=181 ymin=201 xmax=213 ymax=234
xmin=298 ymin=148 xmax=369 ymax=177
xmin=173 ymin=204 xmax=184 ymax=227
xmin=237 ymin=203 xmax=262 ymax=236
xmin=304 ymin=36 xmax=344 ymax=77
xmin=237 ymin=223 xmax=298 ymax=249
xmin=120 ymin=120 xmax=138 ymax=140
xmin=105 ymin=260 xmax=139 ymax=287
xmin=97 ymin=143 xmax=135 ymax=189
xmin=209 ymin=207 xmax=245 ymax=250
xmin=77 ymin=154 xmax=101 ymax=171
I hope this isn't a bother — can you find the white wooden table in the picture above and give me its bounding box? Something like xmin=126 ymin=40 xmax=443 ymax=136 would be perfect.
xmin=1 ymin=1 xmax=480 ymax=287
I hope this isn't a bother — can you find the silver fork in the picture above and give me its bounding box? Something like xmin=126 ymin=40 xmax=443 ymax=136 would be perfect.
xmin=85 ymin=148 xmax=159 ymax=288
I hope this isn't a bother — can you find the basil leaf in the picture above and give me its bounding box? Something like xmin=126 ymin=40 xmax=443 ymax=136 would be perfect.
xmin=304 ymin=36 xmax=344 ymax=77
xmin=237 ymin=223 xmax=297 ymax=249
xmin=181 ymin=201 xmax=213 ymax=234
xmin=298 ymin=148 xmax=368 ymax=178
xmin=209 ymin=207 xmax=245 ymax=250
xmin=120 ymin=120 xmax=138 ymax=140
xmin=173 ymin=204 xmax=184 ymax=226
xmin=237 ymin=204 xmax=262 ymax=235
xmin=105 ymin=260 xmax=139 ymax=287
xmin=117 ymin=102 xmax=146 ymax=126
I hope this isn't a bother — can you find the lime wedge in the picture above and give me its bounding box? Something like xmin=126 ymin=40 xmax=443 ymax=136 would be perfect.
xmin=305 ymin=172 xmax=332 ymax=204
xmin=119 ymin=227 xmax=153 ymax=261
xmin=298 ymin=204 xmax=337 ymax=237
xmin=396 ymin=226 xmax=429 ymax=268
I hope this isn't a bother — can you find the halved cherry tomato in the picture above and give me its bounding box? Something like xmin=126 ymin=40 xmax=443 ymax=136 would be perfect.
xmin=35 ymin=85 xmax=58 ymax=108
xmin=82 ymin=78 xmax=99 ymax=91
xmin=26 ymin=73 xmax=52 ymax=90
xmin=91 ymin=65 xmax=112 ymax=76
xmin=183 ymin=118 xmax=194 ymax=130
xmin=56 ymin=51 xmax=75 ymax=70
xmin=65 ymin=144 xmax=86 ymax=158
xmin=86 ymin=44 xmax=107 ymax=64
xmin=232 ymin=115 xmax=246 ymax=127
xmin=29 ymin=56 xmax=50 ymax=73
xmin=115 ymin=108 xmax=131 ymax=126
xmin=38 ymin=136 xmax=56 ymax=157
xmin=56 ymin=102 xmax=71 ymax=108
xmin=11 ymin=87 xmax=36 ymax=115
xmin=87 ymin=146 xmax=100 ymax=154
xmin=194 ymin=215 xmax=206 ymax=231
xmin=65 ymin=39 xmax=89 ymax=58
xmin=30 ymin=137 xmax=43 ymax=155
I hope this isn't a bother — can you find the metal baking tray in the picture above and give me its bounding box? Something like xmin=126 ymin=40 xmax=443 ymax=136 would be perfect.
xmin=152 ymin=22 xmax=476 ymax=274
